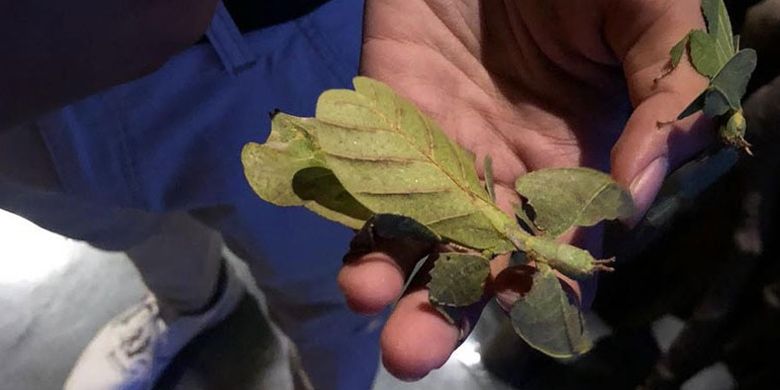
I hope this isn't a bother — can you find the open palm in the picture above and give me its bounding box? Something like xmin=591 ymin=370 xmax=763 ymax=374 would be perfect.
xmin=339 ymin=0 xmax=714 ymax=380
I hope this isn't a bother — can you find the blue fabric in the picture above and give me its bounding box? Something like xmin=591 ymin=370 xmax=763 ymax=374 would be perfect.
xmin=37 ymin=0 xmax=363 ymax=295
xmin=28 ymin=1 xmax=381 ymax=388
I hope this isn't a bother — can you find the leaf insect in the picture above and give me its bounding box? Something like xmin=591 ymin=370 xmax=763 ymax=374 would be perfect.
xmin=522 ymin=235 xmax=615 ymax=281
xmin=243 ymin=77 xmax=638 ymax=358
xmin=657 ymin=0 xmax=757 ymax=153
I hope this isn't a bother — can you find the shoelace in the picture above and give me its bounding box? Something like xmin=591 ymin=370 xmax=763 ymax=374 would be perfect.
xmin=112 ymin=297 xmax=167 ymax=373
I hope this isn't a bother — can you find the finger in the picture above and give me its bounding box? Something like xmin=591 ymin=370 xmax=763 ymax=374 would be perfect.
xmin=379 ymin=289 xmax=461 ymax=381
xmin=612 ymin=96 xmax=714 ymax=226
xmin=603 ymin=0 xmax=716 ymax=225
xmin=338 ymin=238 xmax=430 ymax=315
xmin=338 ymin=151 xmax=519 ymax=318
xmin=375 ymin=220 xmax=512 ymax=381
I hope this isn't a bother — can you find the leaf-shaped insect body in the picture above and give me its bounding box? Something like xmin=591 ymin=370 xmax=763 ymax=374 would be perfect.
xmin=510 ymin=264 xmax=593 ymax=358
xmin=242 ymin=77 xmax=637 ymax=357
xmin=660 ymin=0 xmax=757 ymax=153
xmin=677 ymin=48 xmax=757 ymax=153
xmin=243 ymin=78 xmax=623 ymax=271
xmin=663 ymin=0 xmax=736 ymax=80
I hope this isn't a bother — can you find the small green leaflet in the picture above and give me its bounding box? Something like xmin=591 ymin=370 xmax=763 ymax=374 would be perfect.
xmin=242 ymin=77 xmax=634 ymax=358
xmin=428 ymin=252 xmax=490 ymax=307
xmin=688 ymin=30 xmax=725 ymax=78
xmin=669 ymin=37 xmax=688 ymax=70
xmin=510 ymin=264 xmax=593 ymax=359
xmin=701 ymin=0 xmax=734 ymax=55
xmin=669 ymin=0 xmax=735 ymax=77
xmin=663 ymin=0 xmax=757 ymax=152
xmin=515 ymin=168 xmax=635 ymax=239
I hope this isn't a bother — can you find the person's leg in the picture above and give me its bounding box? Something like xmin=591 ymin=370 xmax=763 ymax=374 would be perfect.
xmin=126 ymin=213 xmax=224 ymax=321
xmin=0 ymin=124 xmax=241 ymax=389
xmin=259 ymin=284 xmax=385 ymax=389
xmin=215 ymin=211 xmax=385 ymax=390
xmin=63 ymin=212 xmax=245 ymax=390
xmin=0 ymin=123 xmax=226 ymax=317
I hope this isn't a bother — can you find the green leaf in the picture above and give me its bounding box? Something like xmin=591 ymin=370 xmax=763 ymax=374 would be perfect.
xmin=678 ymin=48 xmax=756 ymax=152
xmin=510 ymin=264 xmax=593 ymax=359
xmin=685 ymin=49 xmax=757 ymax=121
xmin=514 ymin=167 xmax=635 ymax=238
xmin=310 ymin=77 xmax=516 ymax=255
xmin=242 ymin=114 xmax=371 ymax=228
xmin=689 ymin=30 xmax=723 ymax=78
xmin=703 ymin=89 xmax=731 ymax=117
xmin=699 ymin=0 xmax=736 ymax=77
xmin=701 ymin=0 xmax=735 ymax=55
xmin=243 ymin=77 xmax=613 ymax=278
xmin=428 ymin=252 xmax=490 ymax=307
xmin=709 ymin=48 xmax=758 ymax=111
xmin=678 ymin=1 xmax=738 ymax=80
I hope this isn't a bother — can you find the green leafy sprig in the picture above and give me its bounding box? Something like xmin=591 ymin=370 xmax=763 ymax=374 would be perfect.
xmin=242 ymin=77 xmax=634 ymax=358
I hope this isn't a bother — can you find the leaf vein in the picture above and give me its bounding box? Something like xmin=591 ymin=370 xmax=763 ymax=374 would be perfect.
xmin=324 ymin=151 xmax=427 ymax=164
xmin=355 ymin=188 xmax=452 ymax=195
xmin=574 ymin=181 xmax=612 ymax=223
xmin=426 ymin=211 xmax=479 ymax=226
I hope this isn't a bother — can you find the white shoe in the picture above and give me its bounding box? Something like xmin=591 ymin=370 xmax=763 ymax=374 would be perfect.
xmin=63 ymin=260 xmax=244 ymax=390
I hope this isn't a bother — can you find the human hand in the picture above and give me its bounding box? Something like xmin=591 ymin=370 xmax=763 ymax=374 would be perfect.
xmin=339 ymin=0 xmax=714 ymax=380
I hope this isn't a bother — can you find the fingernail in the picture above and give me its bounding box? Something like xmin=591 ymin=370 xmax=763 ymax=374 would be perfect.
xmin=625 ymin=156 xmax=669 ymax=227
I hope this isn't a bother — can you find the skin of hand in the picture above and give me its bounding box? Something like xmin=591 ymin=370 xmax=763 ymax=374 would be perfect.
xmin=338 ymin=0 xmax=715 ymax=381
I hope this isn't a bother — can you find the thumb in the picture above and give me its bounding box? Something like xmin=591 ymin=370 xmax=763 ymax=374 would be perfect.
xmin=604 ymin=0 xmax=716 ymax=225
